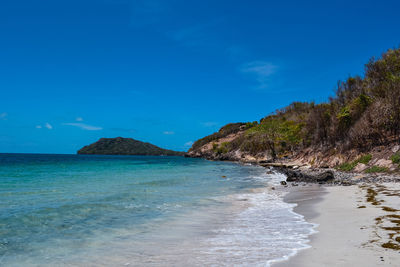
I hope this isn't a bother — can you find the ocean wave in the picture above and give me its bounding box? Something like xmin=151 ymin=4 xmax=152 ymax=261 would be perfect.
xmin=197 ymin=173 xmax=317 ymax=266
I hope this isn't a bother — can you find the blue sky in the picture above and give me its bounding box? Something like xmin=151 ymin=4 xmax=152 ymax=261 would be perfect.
xmin=1 ymin=0 xmax=399 ymax=153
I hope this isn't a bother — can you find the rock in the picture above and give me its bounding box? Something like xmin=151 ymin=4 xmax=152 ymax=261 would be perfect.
xmin=280 ymin=181 xmax=287 ymax=185
xmin=259 ymin=160 xmax=273 ymax=164
xmin=375 ymin=159 xmax=393 ymax=168
xmin=353 ymin=174 xmax=366 ymax=180
xmin=370 ymin=158 xmax=378 ymax=165
xmin=283 ymin=169 xmax=304 ymax=182
xmin=266 ymin=168 xmax=274 ymax=174
xmin=340 ymin=180 xmax=353 ymax=186
xmin=316 ymin=170 xmax=335 ymax=182
xmin=330 ymin=156 xmax=342 ymax=166
xmin=392 ymin=145 xmax=400 ymax=153
xmin=278 ymin=168 xmax=335 ymax=184
xmin=354 ymin=163 xmax=368 ymax=172
xmin=301 ymin=165 xmax=312 ymax=170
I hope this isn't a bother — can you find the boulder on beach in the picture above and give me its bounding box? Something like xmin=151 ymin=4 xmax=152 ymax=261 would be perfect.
xmin=282 ymin=168 xmax=335 ymax=183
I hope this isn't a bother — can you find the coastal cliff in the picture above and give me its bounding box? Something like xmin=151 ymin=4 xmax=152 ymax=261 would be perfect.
xmin=78 ymin=137 xmax=184 ymax=156
xmin=187 ymin=47 xmax=400 ymax=175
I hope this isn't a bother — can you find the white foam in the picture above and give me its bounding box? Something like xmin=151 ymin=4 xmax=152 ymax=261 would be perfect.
xmin=197 ymin=172 xmax=317 ymax=266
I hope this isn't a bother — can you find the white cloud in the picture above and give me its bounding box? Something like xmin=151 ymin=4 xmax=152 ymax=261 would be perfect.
xmin=184 ymin=141 xmax=194 ymax=147
xmin=36 ymin=123 xmax=52 ymax=130
xmin=63 ymin=122 xmax=103 ymax=131
xmin=76 ymin=117 xmax=83 ymax=122
xmin=240 ymin=61 xmax=278 ymax=89
xmin=163 ymin=131 xmax=175 ymax=135
xmin=0 ymin=112 xmax=8 ymax=120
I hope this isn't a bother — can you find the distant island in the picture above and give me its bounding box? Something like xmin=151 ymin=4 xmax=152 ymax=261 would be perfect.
xmin=78 ymin=137 xmax=185 ymax=156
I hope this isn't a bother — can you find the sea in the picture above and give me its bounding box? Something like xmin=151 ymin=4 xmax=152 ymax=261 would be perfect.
xmin=0 ymin=154 xmax=316 ymax=266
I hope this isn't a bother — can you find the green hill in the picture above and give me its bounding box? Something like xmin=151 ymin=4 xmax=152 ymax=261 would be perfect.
xmin=78 ymin=137 xmax=184 ymax=156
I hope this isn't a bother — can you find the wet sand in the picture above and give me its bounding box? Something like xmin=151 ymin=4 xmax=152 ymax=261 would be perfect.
xmin=274 ymin=183 xmax=400 ymax=267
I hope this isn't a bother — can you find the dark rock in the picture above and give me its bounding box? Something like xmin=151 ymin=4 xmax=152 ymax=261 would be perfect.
xmin=340 ymin=180 xmax=353 ymax=186
xmin=266 ymin=168 xmax=274 ymax=174
xmin=259 ymin=160 xmax=273 ymax=164
xmin=280 ymin=181 xmax=287 ymax=185
xmin=280 ymin=169 xmax=304 ymax=182
xmin=277 ymin=167 xmax=335 ymax=184
xmin=316 ymin=170 xmax=334 ymax=182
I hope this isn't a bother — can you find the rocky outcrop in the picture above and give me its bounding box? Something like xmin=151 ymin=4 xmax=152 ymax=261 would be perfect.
xmin=278 ymin=168 xmax=335 ymax=184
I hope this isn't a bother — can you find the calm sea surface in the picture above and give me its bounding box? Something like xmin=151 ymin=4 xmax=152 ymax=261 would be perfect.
xmin=0 ymin=154 xmax=315 ymax=266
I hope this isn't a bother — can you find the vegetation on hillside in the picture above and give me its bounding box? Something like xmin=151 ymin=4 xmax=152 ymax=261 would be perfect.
xmin=189 ymin=47 xmax=400 ymax=159
xmin=337 ymin=154 xmax=372 ymax=171
xmin=190 ymin=123 xmax=255 ymax=151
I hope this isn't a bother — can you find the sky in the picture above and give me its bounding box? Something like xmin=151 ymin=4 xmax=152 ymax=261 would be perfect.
xmin=1 ymin=0 xmax=400 ymax=154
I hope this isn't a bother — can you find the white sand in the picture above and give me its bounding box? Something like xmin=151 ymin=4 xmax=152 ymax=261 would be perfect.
xmin=274 ymin=184 xmax=400 ymax=267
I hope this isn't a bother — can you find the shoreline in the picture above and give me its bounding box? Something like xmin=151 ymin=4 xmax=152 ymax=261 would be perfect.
xmin=267 ymin=184 xmax=326 ymax=266
xmin=273 ymin=183 xmax=400 ymax=266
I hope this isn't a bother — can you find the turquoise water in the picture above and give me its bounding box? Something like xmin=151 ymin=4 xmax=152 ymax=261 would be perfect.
xmin=0 ymin=154 xmax=315 ymax=266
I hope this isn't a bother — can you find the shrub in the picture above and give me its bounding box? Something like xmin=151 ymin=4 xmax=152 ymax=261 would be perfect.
xmin=212 ymin=143 xmax=218 ymax=151
xmin=245 ymin=121 xmax=258 ymax=128
xmin=217 ymin=142 xmax=230 ymax=154
xmin=391 ymin=153 xmax=400 ymax=164
xmin=337 ymin=154 xmax=371 ymax=171
xmin=358 ymin=154 xmax=372 ymax=164
xmin=337 ymin=106 xmax=352 ymax=129
xmin=365 ymin=166 xmax=389 ymax=173
xmin=338 ymin=162 xmax=358 ymax=171
xmin=213 ymin=142 xmax=230 ymax=154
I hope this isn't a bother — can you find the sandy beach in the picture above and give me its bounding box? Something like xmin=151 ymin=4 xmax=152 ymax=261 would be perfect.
xmin=274 ymin=183 xmax=400 ymax=267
